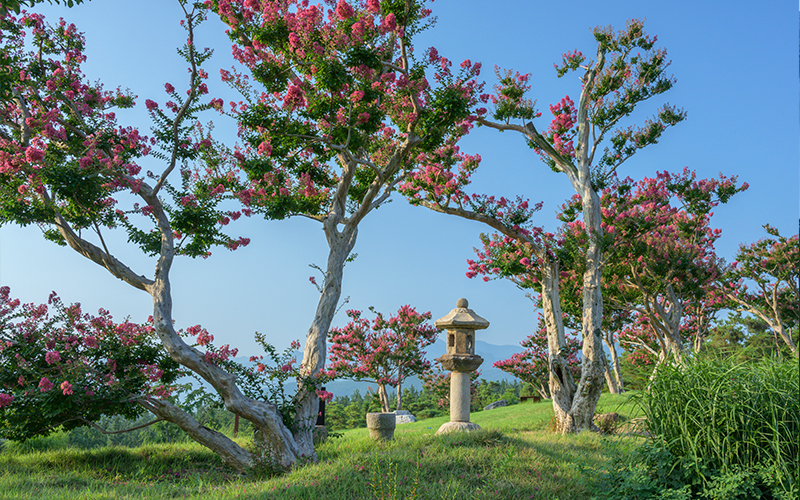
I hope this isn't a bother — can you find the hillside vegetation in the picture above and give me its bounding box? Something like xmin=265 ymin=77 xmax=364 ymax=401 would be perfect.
xmin=0 ymin=393 xmax=642 ymax=500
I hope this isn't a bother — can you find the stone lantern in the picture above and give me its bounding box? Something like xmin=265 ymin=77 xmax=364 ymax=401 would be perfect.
xmin=434 ymin=298 xmax=488 ymax=434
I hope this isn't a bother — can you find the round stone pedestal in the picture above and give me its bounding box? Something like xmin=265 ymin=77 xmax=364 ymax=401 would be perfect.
xmin=436 ymin=421 xmax=481 ymax=434
xmin=366 ymin=412 xmax=396 ymax=441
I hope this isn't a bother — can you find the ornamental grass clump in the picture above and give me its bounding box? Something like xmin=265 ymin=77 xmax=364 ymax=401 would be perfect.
xmin=641 ymin=355 xmax=798 ymax=496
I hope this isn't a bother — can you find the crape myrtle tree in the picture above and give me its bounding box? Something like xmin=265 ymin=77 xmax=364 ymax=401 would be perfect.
xmin=468 ymin=214 xmax=626 ymax=397
xmin=554 ymin=225 xmax=634 ymax=394
xmin=563 ymin=169 xmax=747 ymax=372
xmin=493 ymin=315 xmax=581 ymax=400
xmin=0 ymin=5 xmax=288 ymax=472
xmin=202 ymin=0 xmax=481 ymax=462
xmin=0 ymin=287 xmax=182 ymax=441
xmin=402 ymin=20 xmax=683 ymax=432
xmin=1 ymin=0 xmax=482 ymax=470
xmin=325 ymin=305 xmax=439 ymax=412
xmin=462 ymin=229 xmax=587 ymax=413
xmin=721 ymin=225 xmax=799 ymax=357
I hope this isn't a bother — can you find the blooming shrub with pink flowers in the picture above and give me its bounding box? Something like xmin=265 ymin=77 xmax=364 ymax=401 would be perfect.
xmin=0 ymin=287 xmax=181 ymax=442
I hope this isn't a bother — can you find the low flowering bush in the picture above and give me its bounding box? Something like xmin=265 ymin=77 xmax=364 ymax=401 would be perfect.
xmin=195 ymin=332 xmax=318 ymax=432
xmin=326 ymin=306 xmax=440 ymax=413
xmin=0 ymin=287 xmax=181 ymax=441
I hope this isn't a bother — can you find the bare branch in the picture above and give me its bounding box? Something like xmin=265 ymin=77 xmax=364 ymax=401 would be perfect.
xmin=40 ymin=188 xmax=153 ymax=291
xmin=153 ymin=6 xmax=200 ymax=196
xmin=81 ymin=416 xmax=165 ymax=435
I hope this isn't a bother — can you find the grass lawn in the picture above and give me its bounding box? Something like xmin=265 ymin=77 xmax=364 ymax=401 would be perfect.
xmin=0 ymin=393 xmax=645 ymax=499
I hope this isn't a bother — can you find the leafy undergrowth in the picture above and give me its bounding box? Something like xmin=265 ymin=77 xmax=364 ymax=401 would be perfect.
xmin=0 ymin=393 xmax=644 ymax=500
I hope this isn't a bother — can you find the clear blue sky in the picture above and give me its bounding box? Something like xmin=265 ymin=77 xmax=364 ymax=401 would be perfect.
xmin=0 ymin=0 xmax=797 ymax=356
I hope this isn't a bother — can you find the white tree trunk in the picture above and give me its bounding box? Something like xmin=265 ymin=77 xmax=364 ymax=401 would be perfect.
xmin=540 ymin=260 xmax=577 ymax=433
xmin=564 ymin=186 xmax=606 ymax=433
xmin=605 ymin=336 xmax=624 ymax=392
xmin=295 ymin=223 xmax=358 ymax=453
xmin=603 ymin=362 xmax=619 ymax=394
xmin=377 ymin=383 xmax=391 ymax=413
xmin=396 ymin=366 xmax=403 ymax=411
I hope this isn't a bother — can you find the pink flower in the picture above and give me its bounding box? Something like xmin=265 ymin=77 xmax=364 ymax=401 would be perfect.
xmin=315 ymin=389 xmax=334 ymax=402
xmin=366 ymin=0 xmax=380 ymax=13
xmin=25 ymin=146 xmax=44 ymax=163
xmin=84 ymin=336 xmax=98 ymax=348
xmin=38 ymin=377 xmax=54 ymax=392
xmin=164 ymin=82 xmax=175 ymax=94
xmin=45 ymin=350 xmax=61 ymax=365
xmin=0 ymin=393 xmax=14 ymax=408
xmin=61 ymin=381 xmax=73 ymax=396
xmin=335 ymin=0 xmax=354 ymax=20
xmin=257 ymin=141 xmax=272 ymax=156
xmin=283 ymin=84 xmax=306 ymax=110
xmin=381 ymin=13 xmax=397 ymax=32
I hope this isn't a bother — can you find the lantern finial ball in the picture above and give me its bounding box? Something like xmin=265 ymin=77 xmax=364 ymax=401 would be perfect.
xmin=456 ymin=298 xmax=468 ymax=309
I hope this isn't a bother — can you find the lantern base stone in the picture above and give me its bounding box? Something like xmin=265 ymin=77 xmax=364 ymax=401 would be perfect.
xmin=435 ymin=421 xmax=481 ymax=434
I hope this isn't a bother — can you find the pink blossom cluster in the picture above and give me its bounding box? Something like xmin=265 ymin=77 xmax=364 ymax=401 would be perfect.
xmin=494 ymin=318 xmax=581 ymax=395
xmin=546 ymin=96 xmax=577 ymax=157
xmin=326 ymin=306 xmax=439 ymax=412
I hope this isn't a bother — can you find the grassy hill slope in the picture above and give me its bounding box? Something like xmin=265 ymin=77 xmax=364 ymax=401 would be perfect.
xmin=0 ymin=393 xmax=644 ymax=500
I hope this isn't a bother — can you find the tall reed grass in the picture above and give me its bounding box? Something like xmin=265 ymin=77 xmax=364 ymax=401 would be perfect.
xmin=640 ymin=355 xmax=799 ymax=493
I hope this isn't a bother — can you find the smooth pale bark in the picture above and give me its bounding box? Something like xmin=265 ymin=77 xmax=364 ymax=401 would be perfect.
xmin=604 ymin=335 xmax=624 ymax=392
xmin=725 ymin=290 xmax=798 ymax=357
xmin=138 ymin=397 xmax=252 ymax=470
xmin=293 ymin=221 xmax=357 ymax=455
xmin=396 ymin=366 xmax=403 ymax=411
xmin=645 ymin=284 xmax=686 ymax=366
xmin=146 ymin=199 xmax=302 ymax=471
xmin=540 ymin=260 xmax=577 ymax=432
xmin=603 ymin=364 xmax=619 ymax=394
xmin=533 ymin=384 xmax=550 ymax=399
xmin=376 ymin=383 xmax=392 ymax=413
xmin=49 ymin=189 xmax=293 ymax=472
xmin=565 ymin=186 xmax=605 ymax=433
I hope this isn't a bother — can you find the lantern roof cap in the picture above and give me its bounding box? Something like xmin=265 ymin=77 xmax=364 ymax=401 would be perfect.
xmin=434 ymin=298 xmax=489 ymax=330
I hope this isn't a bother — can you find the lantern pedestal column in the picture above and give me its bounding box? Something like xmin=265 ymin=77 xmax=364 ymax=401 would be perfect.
xmin=433 ymin=299 xmax=489 ymax=435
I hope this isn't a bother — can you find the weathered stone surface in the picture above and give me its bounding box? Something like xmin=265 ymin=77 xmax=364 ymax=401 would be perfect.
xmin=366 ymin=412 xmax=396 ymax=441
xmin=434 ymin=298 xmax=490 ymax=330
xmin=436 ymin=421 xmax=481 ymax=434
xmin=594 ymin=412 xmax=621 ymax=424
xmin=438 ymin=353 xmax=484 ymax=372
xmin=483 ymin=399 xmax=509 ymax=411
xmin=393 ymin=410 xmax=417 ymax=424
xmin=593 ymin=412 xmax=622 ymax=434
